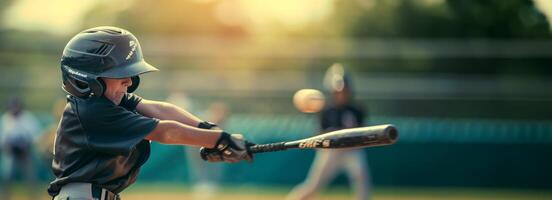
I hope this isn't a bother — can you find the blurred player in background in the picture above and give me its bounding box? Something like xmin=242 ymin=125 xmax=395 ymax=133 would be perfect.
xmin=287 ymin=63 xmax=372 ymax=200
xmin=0 ymin=96 xmax=41 ymax=200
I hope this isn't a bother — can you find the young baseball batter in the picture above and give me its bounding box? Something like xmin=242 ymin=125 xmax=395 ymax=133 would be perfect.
xmin=48 ymin=26 xmax=253 ymax=200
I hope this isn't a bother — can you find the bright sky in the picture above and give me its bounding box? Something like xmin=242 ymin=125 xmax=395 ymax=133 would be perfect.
xmin=2 ymin=0 xmax=333 ymax=35
xmin=238 ymin=0 xmax=333 ymax=29
xmin=2 ymin=0 xmax=132 ymax=35
xmin=3 ymin=0 xmax=98 ymax=35
xmin=3 ymin=0 xmax=552 ymax=35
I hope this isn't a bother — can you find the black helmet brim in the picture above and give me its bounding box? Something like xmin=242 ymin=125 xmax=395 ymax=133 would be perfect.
xmin=99 ymin=59 xmax=158 ymax=78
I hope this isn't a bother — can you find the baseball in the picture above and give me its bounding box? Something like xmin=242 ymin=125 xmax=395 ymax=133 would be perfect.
xmin=293 ymin=89 xmax=325 ymax=113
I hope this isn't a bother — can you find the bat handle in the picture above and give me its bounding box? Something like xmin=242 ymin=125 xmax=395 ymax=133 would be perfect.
xmin=249 ymin=142 xmax=287 ymax=153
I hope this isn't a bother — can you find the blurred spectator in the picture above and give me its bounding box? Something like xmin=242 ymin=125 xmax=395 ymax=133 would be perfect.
xmin=287 ymin=64 xmax=372 ymax=200
xmin=0 ymin=96 xmax=41 ymax=200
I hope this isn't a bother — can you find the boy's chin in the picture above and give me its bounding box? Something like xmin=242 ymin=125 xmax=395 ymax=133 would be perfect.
xmin=116 ymin=94 xmax=125 ymax=104
xmin=106 ymin=93 xmax=125 ymax=105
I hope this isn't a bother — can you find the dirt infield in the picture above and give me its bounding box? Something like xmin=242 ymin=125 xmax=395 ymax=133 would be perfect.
xmin=119 ymin=185 xmax=552 ymax=200
xmin=119 ymin=188 xmax=552 ymax=200
xmin=8 ymin=184 xmax=552 ymax=200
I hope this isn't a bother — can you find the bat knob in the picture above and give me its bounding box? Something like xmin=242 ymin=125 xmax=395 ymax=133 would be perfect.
xmin=200 ymin=147 xmax=222 ymax=161
xmin=199 ymin=147 xmax=208 ymax=161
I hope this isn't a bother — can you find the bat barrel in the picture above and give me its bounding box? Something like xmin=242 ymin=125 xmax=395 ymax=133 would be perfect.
xmin=299 ymin=124 xmax=399 ymax=149
xmin=354 ymin=124 xmax=399 ymax=146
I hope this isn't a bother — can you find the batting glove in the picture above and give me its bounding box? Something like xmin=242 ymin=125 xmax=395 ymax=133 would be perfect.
xmin=200 ymin=132 xmax=253 ymax=163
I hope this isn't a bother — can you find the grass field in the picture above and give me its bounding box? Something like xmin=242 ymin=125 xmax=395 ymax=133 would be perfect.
xmin=5 ymin=183 xmax=552 ymax=200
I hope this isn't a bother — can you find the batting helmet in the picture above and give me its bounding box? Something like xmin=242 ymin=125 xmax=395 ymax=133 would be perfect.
xmin=323 ymin=63 xmax=352 ymax=92
xmin=60 ymin=26 xmax=158 ymax=98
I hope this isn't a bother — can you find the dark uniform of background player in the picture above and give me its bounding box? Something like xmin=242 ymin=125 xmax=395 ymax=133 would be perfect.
xmin=287 ymin=64 xmax=371 ymax=200
xmin=48 ymin=26 xmax=254 ymax=200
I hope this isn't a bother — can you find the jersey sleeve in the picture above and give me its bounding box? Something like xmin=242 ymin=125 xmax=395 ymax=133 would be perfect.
xmin=80 ymin=100 xmax=159 ymax=156
xmin=118 ymin=93 xmax=143 ymax=111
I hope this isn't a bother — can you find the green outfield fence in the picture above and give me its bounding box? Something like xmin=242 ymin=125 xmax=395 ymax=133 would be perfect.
xmin=4 ymin=115 xmax=552 ymax=189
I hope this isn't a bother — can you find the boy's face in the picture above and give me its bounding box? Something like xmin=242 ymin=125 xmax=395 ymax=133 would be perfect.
xmin=102 ymin=77 xmax=133 ymax=105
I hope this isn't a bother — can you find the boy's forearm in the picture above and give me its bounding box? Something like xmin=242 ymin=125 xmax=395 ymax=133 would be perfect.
xmin=159 ymin=103 xmax=203 ymax=126
xmin=138 ymin=100 xmax=204 ymax=127
xmin=148 ymin=120 xmax=221 ymax=147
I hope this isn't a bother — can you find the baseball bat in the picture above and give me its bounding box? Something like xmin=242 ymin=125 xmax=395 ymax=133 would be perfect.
xmin=248 ymin=124 xmax=398 ymax=154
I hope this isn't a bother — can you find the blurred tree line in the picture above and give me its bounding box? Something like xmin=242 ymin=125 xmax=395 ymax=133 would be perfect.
xmin=334 ymin=0 xmax=550 ymax=38
xmin=326 ymin=0 xmax=552 ymax=76
xmin=81 ymin=0 xmax=552 ymax=76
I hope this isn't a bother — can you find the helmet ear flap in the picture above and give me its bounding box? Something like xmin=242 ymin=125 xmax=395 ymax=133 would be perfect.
xmin=62 ymin=70 xmax=92 ymax=98
xmin=63 ymin=79 xmax=91 ymax=98
xmin=127 ymin=76 xmax=140 ymax=93
xmin=90 ymin=78 xmax=106 ymax=97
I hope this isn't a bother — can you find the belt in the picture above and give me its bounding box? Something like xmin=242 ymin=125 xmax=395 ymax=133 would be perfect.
xmin=92 ymin=185 xmax=120 ymax=200
xmin=55 ymin=183 xmax=120 ymax=200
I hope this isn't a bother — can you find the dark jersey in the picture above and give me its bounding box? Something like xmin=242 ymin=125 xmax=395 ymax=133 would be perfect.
xmin=320 ymin=103 xmax=365 ymax=133
xmin=48 ymin=94 xmax=159 ymax=197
